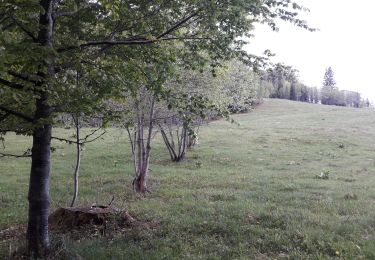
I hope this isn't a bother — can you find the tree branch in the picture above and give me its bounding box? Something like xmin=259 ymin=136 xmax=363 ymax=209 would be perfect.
xmin=0 ymin=77 xmax=26 ymax=90
xmin=54 ymin=11 xmax=77 ymax=18
xmin=0 ymin=129 xmax=30 ymax=134
xmin=1 ymin=21 xmax=16 ymax=31
xmin=82 ymin=129 xmax=107 ymax=144
xmin=52 ymin=129 xmax=107 ymax=145
xmin=51 ymin=136 xmax=77 ymax=144
xmin=57 ymin=10 xmax=201 ymax=53
xmin=0 ymin=152 xmax=31 ymax=158
xmin=0 ymin=105 xmax=34 ymax=122
xmin=156 ymin=11 xmax=199 ymax=39
xmin=7 ymin=70 xmax=40 ymax=85
xmin=79 ymin=127 xmax=103 ymax=142
xmin=80 ymin=35 xmax=206 ymax=48
xmin=8 ymin=14 xmax=37 ymax=42
xmin=0 ymin=113 xmax=10 ymax=122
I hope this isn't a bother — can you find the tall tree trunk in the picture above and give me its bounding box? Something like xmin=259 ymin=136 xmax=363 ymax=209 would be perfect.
xmin=27 ymin=0 xmax=54 ymax=256
xmin=27 ymin=98 xmax=52 ymax=257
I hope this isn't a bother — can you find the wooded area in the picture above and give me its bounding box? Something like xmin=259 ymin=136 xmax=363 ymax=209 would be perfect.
xmin=0 ymin=1 xmax=373 ymax=259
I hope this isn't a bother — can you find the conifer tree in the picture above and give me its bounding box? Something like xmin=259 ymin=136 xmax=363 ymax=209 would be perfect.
xmin=321 ymin=67 xmax=338 ymax=105
xmin=323 ymin=67 xmax=336 ymax=89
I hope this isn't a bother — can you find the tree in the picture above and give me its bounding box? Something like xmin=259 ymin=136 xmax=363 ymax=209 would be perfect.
xmin=263 ymin=63 xmax=299 ymax=100
xmin=125 ymin=87 xmax=157 ymax=194
xmin=221 ymin=60 xmax=260 ymax=113
xmin=58 ymin=114 xmax=107 ymax=207
xmin=320 ymin=68 xmax=366 ymax=108
xmin=352 ymin=92 xmax=362 ymax=108
xmin=0 ymin=0 xmax=312 ymax=256
xmin=299 ymin=85 xmax=309 ymax=102
xmin=290 ymin=83 xmax=297 ymax=101
xmin=321 ymin=67 xmax=338 ymax=105
xmin=108 ymin=48 xmax=174 ymax=194
xmin=323 ymin=67 xmax=336 ymax=88
xmin=312 ymin=87 xmax=320 ymax=103
xmin=365 ymin=98 xmax=370 ymax=108
xmin=159 ymin=92 xmax=218 ymax=162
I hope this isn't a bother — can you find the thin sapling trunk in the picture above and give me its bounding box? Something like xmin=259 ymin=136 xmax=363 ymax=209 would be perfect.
xmin=126 ymin=91 xmax=156 ymax=194
xmin=159 ymin=124 xmax=189 ymax=162
xmin=70 ymin=114 xmax=82 ymax=207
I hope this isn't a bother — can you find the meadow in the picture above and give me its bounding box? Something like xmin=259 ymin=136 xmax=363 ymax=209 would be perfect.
xmin=1 ymin=99 xmax=375 ymax=259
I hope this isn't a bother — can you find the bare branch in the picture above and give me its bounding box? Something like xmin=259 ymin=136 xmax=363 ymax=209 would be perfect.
xmin=0 ymin=152 xmax=31 ymax=158
xmin=156 ymin=11 xmax=199 ymax=39
xmin=81 ymin=130 xmax=107 ymax=144
xmin=0 ymin=105 xmax=34 ymax=122
xmin=79 ymin=127 xmax=103 ymax=142
xmin=52 ymin=129 xmax=107 ymax=145
xmin=51 ymin=136 xmax=77 ymax=144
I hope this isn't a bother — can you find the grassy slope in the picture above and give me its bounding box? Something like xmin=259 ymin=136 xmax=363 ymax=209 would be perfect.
xmin=1 ymin=99 xmax=375 ymax=259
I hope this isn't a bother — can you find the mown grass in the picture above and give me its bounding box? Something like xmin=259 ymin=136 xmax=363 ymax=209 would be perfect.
xmin=1 ymin=99 xmax=375 ymax=259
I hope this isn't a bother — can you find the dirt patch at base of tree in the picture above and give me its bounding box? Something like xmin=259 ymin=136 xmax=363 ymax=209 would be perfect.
xmin=1 ymin=206 xmax=156 ymax=243
xmin=48 ymin=205 xmax=158 ymax=235
xmin=1 ymin=206 xmax=158 ymax=259
xmin=0 ymin=224 xmax=27 ymax=243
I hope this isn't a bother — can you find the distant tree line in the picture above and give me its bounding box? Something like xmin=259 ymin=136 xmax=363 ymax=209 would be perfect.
xmin=260 ymin=65 xmax=371 ymax=108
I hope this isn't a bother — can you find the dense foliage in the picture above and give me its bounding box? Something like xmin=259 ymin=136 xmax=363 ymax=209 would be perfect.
xmin=0 ymin=0 xmax=312 ymax=256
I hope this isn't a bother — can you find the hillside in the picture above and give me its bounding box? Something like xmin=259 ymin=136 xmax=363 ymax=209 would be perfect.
xmin=1 ymin=99 xmax=375 ymax=259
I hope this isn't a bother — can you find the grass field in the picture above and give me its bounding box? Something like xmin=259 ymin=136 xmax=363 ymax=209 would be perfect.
xmin=1 ymin=99 xmax=375 ymax=259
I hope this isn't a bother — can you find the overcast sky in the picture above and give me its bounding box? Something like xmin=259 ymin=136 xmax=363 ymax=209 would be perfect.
xmin=245 ymin=0 xmax=375 ymax=101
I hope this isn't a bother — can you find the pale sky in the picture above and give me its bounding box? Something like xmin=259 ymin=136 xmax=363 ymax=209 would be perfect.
xmin=246 ymin=0 xmax=375 ymax=101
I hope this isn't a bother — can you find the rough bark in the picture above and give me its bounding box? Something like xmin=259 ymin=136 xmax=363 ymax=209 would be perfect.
xmin=27 ymin=98 xmax=52 ymax=257
xmin=133 ymin=174 xmax=148 ymax=194
xmin=26 ymin=0 xmax=54 ymax=256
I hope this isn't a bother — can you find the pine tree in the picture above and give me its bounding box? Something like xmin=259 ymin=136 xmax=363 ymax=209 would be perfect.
xmin=323 ymin=67 xmax=336 ymax=88
xmin=321 ymin=67 xmax=338 ymax=105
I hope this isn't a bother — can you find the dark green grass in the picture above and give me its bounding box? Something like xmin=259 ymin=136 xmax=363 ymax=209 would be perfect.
xmin=1 ymin=99 xmax=375 ymax=259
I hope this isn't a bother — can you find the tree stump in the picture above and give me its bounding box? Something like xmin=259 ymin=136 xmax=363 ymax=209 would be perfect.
xmin=48 ymin=206 xmax=134 ymax=230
